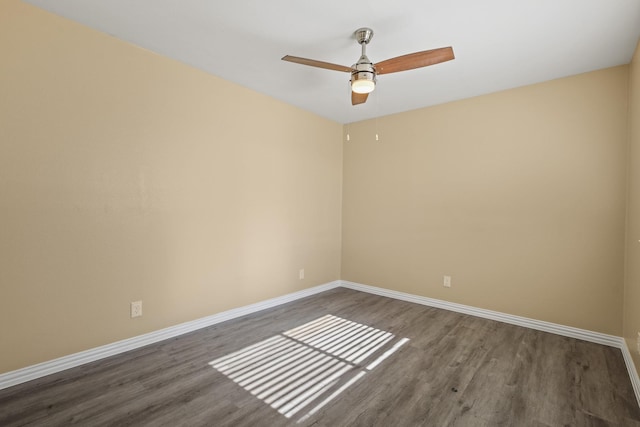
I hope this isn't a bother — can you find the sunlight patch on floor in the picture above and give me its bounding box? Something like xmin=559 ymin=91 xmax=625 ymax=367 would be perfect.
xmin=209 ymin=314 xmax=409 ymax=421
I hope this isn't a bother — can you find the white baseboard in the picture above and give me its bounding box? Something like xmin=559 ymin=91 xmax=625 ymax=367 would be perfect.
xmin=340 ymin=280 xmax=640 ymax=407
xmin=621 ymin=340 xmax=640 ymax=407
xmin=340 ymin=281 xmax=621 ymax=346
xmin=0 ymin=280 xmax=341 ymax=391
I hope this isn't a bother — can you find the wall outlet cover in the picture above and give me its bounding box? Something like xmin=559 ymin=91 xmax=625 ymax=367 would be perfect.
xmin=443 ymin=276 xmax=452 ymax=288
xmin=131 ymin=300 xmax=143 ymax=318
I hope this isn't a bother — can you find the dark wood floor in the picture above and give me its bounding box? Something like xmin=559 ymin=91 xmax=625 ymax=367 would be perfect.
xmin=1 ymin=288 xmax=639 ymax=426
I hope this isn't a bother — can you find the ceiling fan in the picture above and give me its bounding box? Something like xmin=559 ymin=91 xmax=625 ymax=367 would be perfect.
xmin=282 ymin=28 xmax=455 ymax=106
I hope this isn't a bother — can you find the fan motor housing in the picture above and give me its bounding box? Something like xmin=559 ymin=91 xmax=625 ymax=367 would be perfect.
xmin=351 ymin=62 xmax=376 ymax=83
xmin=351 ymin=70 xmax=376 ymax=83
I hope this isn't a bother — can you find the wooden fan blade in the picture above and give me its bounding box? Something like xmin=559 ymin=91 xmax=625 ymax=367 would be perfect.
xmin=281 ymin=55 xmax=353 ymax=73
xmin=352 ymin=91 xmax=369 ymax=105
xmin=375 ymin=47 xmax=454 ymax=75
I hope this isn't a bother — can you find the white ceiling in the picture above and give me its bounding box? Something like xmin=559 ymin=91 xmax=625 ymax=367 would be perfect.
xmin=24 ymin=0 xmax=640 ymax=124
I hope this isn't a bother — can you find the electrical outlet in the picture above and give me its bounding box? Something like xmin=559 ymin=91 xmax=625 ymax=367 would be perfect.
xmin=299 ymin=269 xmax=305 ymax=280
xmin=131 ymin=300 xmax=142 ymax=318
xmin=443 ymin=275 xmax=452 ymax=288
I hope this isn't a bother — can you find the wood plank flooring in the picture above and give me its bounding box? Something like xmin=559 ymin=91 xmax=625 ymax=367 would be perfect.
xmin=1 ymin=288 xmax=639 ymax=426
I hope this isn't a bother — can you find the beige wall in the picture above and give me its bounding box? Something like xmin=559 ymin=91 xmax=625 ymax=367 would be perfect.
xmin=342 ymin=66 xmax=629 ymax=335
xmin=624 ymin=41 xmax=640 ymax=372
xmin=0 ymin=1 xmax=343 ymax=373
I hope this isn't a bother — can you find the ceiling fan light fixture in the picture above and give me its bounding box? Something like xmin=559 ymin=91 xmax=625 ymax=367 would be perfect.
xmin=351 ymin=71 xmax=376 ymax=94
xmin=282 ymin=27 xmax=454 ymax=106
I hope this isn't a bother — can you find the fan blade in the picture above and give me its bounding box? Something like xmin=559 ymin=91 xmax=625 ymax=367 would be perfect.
xmin=375 ymin=47 xmax=454 ymax=75
xmin=351 ymin=91 xmax=369 ymax=105
xmin=281 ymin=55 xmax=353 ymax=73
